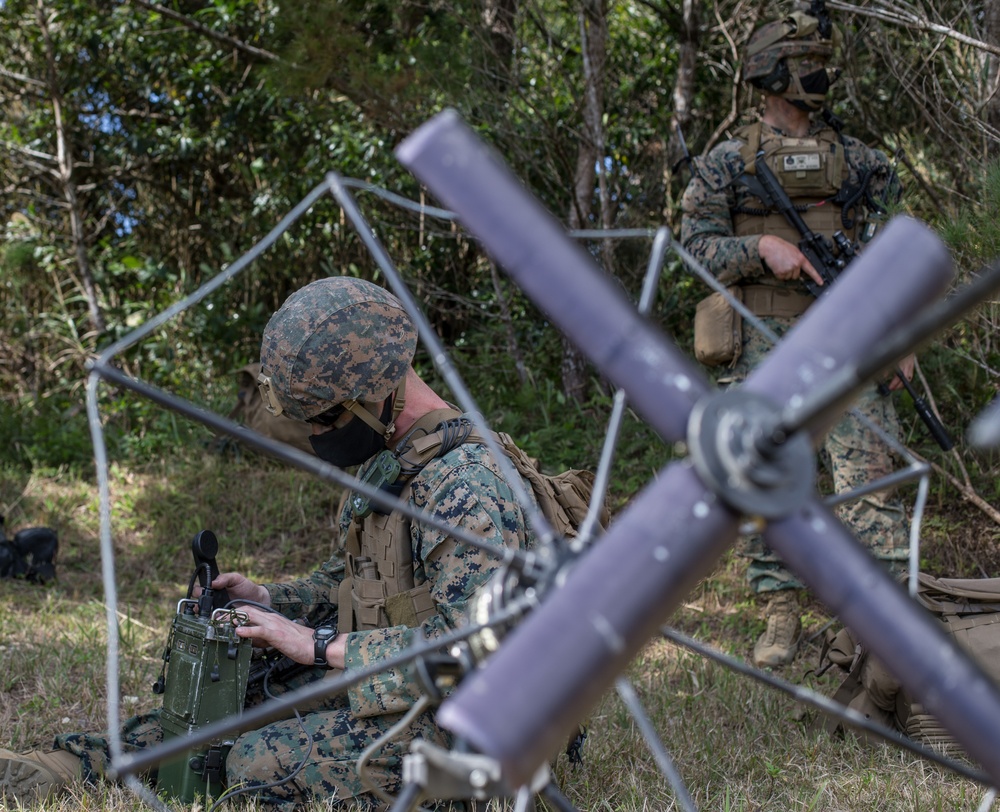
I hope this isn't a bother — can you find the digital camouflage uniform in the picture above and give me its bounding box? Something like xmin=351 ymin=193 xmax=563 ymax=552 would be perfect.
xmin=681 ymin=120 xmax=909 ymax=594
xmin=231 ymin=435 xmax=535 ymax=807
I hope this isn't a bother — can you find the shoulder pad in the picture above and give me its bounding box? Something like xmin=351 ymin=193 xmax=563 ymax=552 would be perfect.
xmin=838 ymin=134 xmax=889 ymax=169
xmin=697 ymin=140 xmax=747 ymax=192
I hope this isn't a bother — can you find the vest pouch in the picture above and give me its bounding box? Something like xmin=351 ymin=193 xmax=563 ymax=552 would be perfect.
xmin=693 ymin=287 xmax=743 ymax=367
xmin=942 ymin=612 xmax=1000 ymax=683
xmin=765 ymin=136 xmax=845 ymax=199
xmin=343 ymin=553 xmax=388 ymax=631
xmin=734 ymin=203 xmax=855 ymax=247
xmin=337 ymin=578 xmax=355 ymax=633
xmin=351 ymin=572 xmax=388 ymax=630
xmin=385 ymin=582 xmax=437 ymax=628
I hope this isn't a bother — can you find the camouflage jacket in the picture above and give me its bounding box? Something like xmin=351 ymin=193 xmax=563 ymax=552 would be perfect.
xmin=680 ymin=120 xmax=894 ymax=287
xmin=264 ymin=426 xmax=535 ymax=718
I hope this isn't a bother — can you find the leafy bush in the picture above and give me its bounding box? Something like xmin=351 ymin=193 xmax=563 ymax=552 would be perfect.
xmin=923 ymin=160 xmax=1000 ymax=490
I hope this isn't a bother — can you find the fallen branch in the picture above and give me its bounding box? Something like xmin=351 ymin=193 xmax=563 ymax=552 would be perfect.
xmin=909 ymin=447 xmax=1000 ymax=527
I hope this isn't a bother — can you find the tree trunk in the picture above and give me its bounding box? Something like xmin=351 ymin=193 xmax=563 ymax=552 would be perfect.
xmin=663 ymin=0 xmax=701 ymax=230
xmin=489 ymin=260 xmax=529 ymax=386
xmin=36 ymin=0 xmax=105 ymax=335
xmin=562 ymin=0 xmax=609 ymax=404
xmin=481 ymin=0 xmax=519 ymax=91
xmin=986 ymin=0 xmax=1000 ymax=158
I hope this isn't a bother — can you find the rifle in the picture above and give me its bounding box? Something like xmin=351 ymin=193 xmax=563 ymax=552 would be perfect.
xmin=742 ymin=151 xmax=954 ymax=451
xmin=672 ymin=121 xmax=696 ymax=179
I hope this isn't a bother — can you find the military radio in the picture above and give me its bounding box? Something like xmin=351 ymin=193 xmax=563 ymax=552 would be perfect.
xmin=152 ymin=530 xmax=252 ymax=802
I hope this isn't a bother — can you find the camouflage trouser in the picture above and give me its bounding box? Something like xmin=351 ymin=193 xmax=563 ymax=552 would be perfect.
xmin=53 ymin=665 xmax=451 ymax=809
xmin=727 ymin=315 xmax=910 ymax=594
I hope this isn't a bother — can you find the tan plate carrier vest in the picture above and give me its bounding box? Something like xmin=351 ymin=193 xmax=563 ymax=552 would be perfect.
xmin=733 ymin=121 xmax=856 ymax=319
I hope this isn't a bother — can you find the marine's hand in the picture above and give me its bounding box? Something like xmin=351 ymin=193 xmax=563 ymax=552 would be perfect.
xmin=235 ymin=606 xmax=346 ymax=668
xmin=759 ymin=234 xmax=824 ymax=287
xmin=235 ymin=606 xmax=312 ymax=661
xmin=888 ymin=353 xmax=916 ymax=391
xmin=211 ymin=572 xmax=271 ymax=606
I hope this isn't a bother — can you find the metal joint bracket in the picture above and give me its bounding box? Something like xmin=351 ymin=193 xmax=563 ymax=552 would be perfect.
xmin=402 ymin=740 xmax=549 ymax=801
xmin=687 ymin=390 xmax=815 ymax=518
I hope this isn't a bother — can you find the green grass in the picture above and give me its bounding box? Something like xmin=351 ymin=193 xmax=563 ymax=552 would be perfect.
xmin=555 ymin=633 xmax=993 ymax=811
xmin=1 ymin=442 xmax=998 ymax=812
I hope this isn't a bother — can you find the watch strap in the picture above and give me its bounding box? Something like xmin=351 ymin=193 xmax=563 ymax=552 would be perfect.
xmin=313 ymin=626 xmax=338 ymax=668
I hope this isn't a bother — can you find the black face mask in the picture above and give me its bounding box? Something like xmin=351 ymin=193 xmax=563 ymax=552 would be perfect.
xmin=309 ymin=399 xmax=393 ymax=468
xmin=799 ymin=68 xmax=832 ymax=96
xmin=788 ymin=67 xmax=837 ymax=111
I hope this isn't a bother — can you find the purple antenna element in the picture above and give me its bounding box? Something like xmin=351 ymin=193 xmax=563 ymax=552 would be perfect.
xmin=969 ymin=394 xmax=1000 ymax=448
xmin=438 ymin=462 xmax=738 ymax=786
xmin=396 ymin=109 xmax=708 ymax=444
xmin=396 ymin=109 xmax=1000 ymax=788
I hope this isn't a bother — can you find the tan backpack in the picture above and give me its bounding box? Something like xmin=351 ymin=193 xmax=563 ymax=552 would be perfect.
xmin=823 ymin=573 xmax=1000 ymax=755
xmin=226 ymin=363 xmax=315 ymax=455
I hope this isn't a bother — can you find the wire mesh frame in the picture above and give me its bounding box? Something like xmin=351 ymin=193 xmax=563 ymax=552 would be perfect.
xmin=83 ymin=172 xmax=966 ymax=811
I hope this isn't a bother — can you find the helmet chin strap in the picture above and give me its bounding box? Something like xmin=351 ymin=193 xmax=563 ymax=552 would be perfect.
xmin=782 ymin=70 xmax=826 ymax=111
xmin=342 ymin=376 xmax=408 ymax=441
xmin=782 ymin=58 xmax=840 ymax=112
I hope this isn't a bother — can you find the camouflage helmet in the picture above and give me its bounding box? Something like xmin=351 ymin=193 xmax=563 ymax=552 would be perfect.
xmin=743 ymin=11 xmax=837 ymax=94
xmin=258 ymin=277 xmax=417 ymax=422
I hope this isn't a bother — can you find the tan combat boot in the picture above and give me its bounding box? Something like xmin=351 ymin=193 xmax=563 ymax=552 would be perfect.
xmin=753 ymin=591 xmax=802 ymax=668
xmin=0 ymin=748 xmax=80 ymax=803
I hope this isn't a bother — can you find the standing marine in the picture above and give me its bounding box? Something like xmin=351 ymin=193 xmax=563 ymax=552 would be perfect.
xmin=681 ymin=3 xmax=913 ymax=668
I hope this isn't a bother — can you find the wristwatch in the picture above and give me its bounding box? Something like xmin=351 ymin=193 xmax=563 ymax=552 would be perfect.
xmin=312 ymin=625 xmax=339 ymax=668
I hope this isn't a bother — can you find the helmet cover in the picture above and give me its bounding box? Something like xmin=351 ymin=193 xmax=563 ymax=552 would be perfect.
xmin=259 ymin=277 xmax=417 ymax=421
xmin=743 ymin=11 xmax=837 ymax=94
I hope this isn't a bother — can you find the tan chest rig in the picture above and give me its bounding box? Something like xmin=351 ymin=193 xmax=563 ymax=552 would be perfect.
xmin=337 ymin=408 xmax=467 ymax=633
xmin=732 ymin=121 xmax=856 ymax=248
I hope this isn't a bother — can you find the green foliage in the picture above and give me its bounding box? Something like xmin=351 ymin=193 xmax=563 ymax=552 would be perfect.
xmin=0 ymin=0 xmax=996 ymax=507
xmin=0 ymin=403 xmax=95 ymax=470
xmin=935 ymin=159 xmax=1000 ymax=272
xmin=914 ymin=159 xmax=1000 ymax=493
xmin=1 ymin=239 xmax=39 ymax=276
